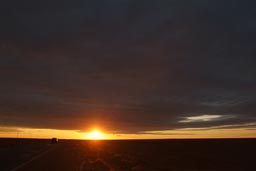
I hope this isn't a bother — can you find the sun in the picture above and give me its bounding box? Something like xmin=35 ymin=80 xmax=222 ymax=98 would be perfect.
xmin=86 ymin=130 xmax=105 ymax=140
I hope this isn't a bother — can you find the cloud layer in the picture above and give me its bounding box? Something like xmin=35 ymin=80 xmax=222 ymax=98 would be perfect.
xmin=1 ymin=0 xmax=256 ymax=133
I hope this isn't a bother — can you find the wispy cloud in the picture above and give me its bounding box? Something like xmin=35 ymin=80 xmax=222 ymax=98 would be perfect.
xmin=179 ymin=114 xmax=236 ymax=123
xmin=180 ymin=122 xmax=256 ymax=131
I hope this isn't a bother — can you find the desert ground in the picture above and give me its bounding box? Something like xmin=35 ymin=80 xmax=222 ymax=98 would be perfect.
xmin=0 ymin=138 xmax=255 ymax=171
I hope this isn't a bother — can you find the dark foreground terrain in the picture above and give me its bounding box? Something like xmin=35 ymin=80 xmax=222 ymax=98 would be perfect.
xmin=0 ymin=138 xmax=255 ymax=171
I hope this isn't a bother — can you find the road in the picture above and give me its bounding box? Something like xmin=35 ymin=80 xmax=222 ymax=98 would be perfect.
xmin=9 ymin=139 xmax=256 ymax=171
xmin=14 ymin=141 xmax=113 ymax=171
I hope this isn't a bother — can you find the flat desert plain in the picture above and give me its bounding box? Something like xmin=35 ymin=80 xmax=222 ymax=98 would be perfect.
xmin=0 ymin=138 xmax=255 ymax=171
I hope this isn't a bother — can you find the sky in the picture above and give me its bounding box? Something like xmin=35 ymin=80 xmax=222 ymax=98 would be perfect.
xmin=0 ymin=0 xmax=256 ymax=139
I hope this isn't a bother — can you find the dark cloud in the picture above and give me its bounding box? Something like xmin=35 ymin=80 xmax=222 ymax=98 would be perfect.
xmin=0 ymin=0 xmax=256 ymax=133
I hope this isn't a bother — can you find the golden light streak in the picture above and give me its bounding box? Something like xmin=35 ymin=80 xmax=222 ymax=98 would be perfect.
xmin=0 ymin=126 xmax=255 ymax=139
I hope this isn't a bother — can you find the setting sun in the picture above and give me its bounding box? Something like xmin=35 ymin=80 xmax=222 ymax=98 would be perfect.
xmin=86 ymin=130 xmax=105 ymax=140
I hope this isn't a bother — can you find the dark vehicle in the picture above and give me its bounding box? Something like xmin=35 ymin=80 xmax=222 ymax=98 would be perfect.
xmin=51 ymin=138 xmax=58 ymax=144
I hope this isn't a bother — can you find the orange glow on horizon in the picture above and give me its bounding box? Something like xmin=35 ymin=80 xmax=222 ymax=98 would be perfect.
xmin=0 ymin=126 xmax=256 ymax=140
